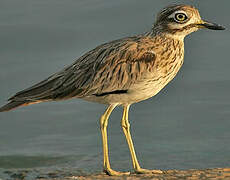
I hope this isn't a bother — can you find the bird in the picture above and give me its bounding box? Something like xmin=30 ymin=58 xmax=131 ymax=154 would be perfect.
xmin=0 ymin=4 xmax=225 ymax=176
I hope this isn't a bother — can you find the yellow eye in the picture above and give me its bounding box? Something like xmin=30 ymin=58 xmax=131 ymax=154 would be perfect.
xmin=175 ymin=13 xmax=187 ymax=22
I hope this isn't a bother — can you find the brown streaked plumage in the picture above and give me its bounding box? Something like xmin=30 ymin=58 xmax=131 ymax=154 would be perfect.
xmin=0 ymin=4 xmax=225 ymax=176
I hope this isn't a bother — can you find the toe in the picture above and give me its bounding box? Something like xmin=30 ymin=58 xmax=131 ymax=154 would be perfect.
xmin=104 ymin=168 xmax=130 ymax=176
xmin=135 ymin=168 xmax=163 ymax=174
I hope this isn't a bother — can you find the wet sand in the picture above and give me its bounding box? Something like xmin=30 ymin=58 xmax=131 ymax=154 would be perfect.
xmin=4 ymin=167 xmax=230 ymax=180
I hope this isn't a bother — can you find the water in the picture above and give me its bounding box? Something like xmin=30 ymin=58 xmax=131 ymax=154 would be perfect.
xmin=0 ymin=0 xmax=229 ymax=178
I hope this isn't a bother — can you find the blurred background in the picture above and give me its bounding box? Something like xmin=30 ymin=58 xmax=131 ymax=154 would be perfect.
xmin=0 ymin=0 xmax=229 ymax=178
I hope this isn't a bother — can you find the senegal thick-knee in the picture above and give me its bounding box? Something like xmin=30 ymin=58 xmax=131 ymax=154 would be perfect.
xmin=0 ymin=4 xmax=225 ymax=176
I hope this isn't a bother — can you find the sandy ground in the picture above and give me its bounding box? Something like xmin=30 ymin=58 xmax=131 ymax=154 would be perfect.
xmin=4 ymin=167 xmax=230 ymax=180
xmin=62 ymin=168 xmax=230 ymax=180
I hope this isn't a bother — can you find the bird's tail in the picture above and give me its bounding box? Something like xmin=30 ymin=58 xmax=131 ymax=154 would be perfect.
xmin=0 ymin=100 xmax=39 ymax=112
xmin=0 ymin=73 xmax=63 ymax=112
xmin=0 ymin=66 xmax=81 ymax=112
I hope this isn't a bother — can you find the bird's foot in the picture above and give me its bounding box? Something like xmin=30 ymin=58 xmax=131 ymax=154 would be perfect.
xmin=104 ymin=168 xmax=130 ymax=176
xmin=134 ymin=168 xmax=163 ymax=174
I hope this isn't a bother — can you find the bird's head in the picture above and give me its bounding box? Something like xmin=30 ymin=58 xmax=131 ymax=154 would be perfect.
xmin=153 ymin=4 xmax=225 ymax=38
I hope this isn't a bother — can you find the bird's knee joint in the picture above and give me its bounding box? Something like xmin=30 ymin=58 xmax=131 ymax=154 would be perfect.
xmin=121 ymin=120 xmax=130 ymax=130
xmin=100 ymin=122 xmax=108 ymax=130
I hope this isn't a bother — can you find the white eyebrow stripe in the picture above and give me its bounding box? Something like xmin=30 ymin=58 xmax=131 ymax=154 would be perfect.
xmin=168 ymin=10 xmax=188 ymax=19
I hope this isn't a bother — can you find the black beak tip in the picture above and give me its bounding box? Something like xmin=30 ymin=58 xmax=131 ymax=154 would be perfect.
xmin=217 ymin=25 xmax=226 ymax=30
xmin=201 ymin=22 xmax=226 ymax=30
xmin=211 ymin=24 xmax=226 ymax=30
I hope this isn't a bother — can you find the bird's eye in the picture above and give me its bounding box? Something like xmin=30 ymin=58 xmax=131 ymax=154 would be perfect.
xmin=174 ymin=13 xmax=187 ymax=22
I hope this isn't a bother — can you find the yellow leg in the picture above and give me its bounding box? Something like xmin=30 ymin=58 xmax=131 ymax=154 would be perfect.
xmin=100 ymin=104 xmax=130 ymax=176
xmin=121 ymin=105 xmax=163 ymax=174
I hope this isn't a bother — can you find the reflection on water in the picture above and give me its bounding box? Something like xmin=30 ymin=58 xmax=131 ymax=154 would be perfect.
xmin=0 ymin=155 xmax=75 ymax=169
xmin=0 ymin=0 xmax=229 ymax=178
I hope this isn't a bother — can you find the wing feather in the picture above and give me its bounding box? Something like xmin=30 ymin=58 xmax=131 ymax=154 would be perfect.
xmin=4 ymin=36 xmax=156 ymax=107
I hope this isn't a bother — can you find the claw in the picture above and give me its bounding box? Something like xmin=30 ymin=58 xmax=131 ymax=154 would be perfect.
xmin=135 ymin=168 xmax=163 ymax=174
xmin=104 ymin=168 xmax=130 ymax=176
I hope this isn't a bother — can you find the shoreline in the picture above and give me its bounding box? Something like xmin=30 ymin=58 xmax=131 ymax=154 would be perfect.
xmin=3 ymin=167 xmax=230 ymax=180
xmin=66 ymin=168 xmax=230 ymax=180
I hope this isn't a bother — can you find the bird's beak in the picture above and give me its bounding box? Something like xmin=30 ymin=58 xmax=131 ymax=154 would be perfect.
xmin=197 ymin=20 xmax=225 ymax=30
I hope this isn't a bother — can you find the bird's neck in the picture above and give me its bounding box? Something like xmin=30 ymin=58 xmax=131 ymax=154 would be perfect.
xmin=148 ymin=26 xmax=186 ymax=41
